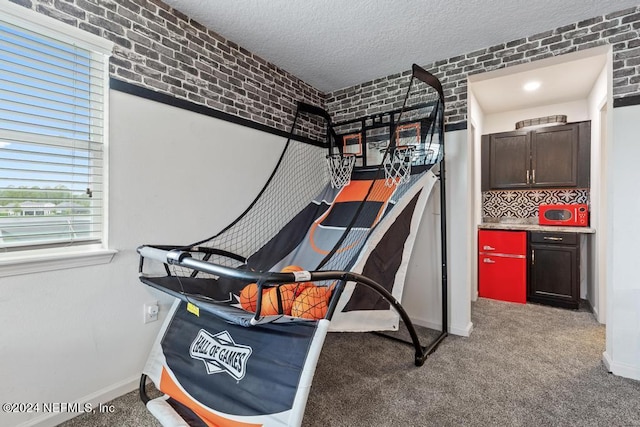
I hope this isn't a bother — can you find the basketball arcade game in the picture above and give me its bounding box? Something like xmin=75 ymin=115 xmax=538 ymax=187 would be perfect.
xmin=136 ymin=64 xmax=447 ymax=426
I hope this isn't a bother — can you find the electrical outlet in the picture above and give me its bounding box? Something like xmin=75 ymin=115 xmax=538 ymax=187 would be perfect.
xmin=144 ymin=301 xmax=159 ymax=324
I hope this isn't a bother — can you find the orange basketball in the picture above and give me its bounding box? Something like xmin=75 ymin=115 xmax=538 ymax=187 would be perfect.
xmin=291 ymin=286 xmax=332 ymax=320
xmin=283 ymin=282 xmax=313 ymax=297
xmin=280 ymin=265 xmax=313 ymax=297
xmin=239 ymin=283 xmax=267 ymax=312
xmin=262 ymin=285 xmax=297 ymax=316
xmin=280 ymin=265 xmax=304 ymax=273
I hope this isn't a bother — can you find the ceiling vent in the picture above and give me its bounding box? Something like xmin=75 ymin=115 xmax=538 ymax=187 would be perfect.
xmin=515 ymin=115 xmax=567 ymax=130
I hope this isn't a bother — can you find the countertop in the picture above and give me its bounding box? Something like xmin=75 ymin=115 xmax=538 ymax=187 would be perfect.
xmin=479 ymin=222 xmax=595 ymax=234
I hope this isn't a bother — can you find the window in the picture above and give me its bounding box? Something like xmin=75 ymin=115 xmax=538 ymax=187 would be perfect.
xmin=0 ymin=2 xmax=113 ymax=253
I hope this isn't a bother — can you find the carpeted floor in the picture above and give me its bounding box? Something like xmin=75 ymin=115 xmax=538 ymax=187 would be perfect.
xmin=60 ymin=298 xmax=640 ymax=427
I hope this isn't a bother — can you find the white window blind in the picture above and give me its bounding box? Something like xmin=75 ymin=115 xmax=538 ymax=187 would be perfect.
xmin=0 ymin=6 xmax=112 ymax=251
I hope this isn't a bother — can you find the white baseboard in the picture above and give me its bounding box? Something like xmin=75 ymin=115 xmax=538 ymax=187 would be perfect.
xmin=16 ymin=375 xmax=141 ymax=427
xmin=584 ymin=298 xmax=607 ymax=324
xmin=409 ymin=316 xmax=474 ymax=337
xmin=602 ymin=350 xmax=612 ymax=371
xmin=450 ymin=321 xmax=474 ymax=337
xmin=602 ymin=351 xmax=640 ymax=381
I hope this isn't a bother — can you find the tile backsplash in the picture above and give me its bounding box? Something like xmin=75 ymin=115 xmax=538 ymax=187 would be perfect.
xmin=483 ymin=188 xmax=590 ymax=223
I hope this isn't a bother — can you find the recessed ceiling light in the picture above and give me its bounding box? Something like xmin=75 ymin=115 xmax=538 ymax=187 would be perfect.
xmin=523 ymin=81 xmax=541 ymax=92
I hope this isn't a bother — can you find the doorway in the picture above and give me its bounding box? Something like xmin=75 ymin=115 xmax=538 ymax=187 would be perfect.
xmin=467 ymin=46 xmax=611 ymax=322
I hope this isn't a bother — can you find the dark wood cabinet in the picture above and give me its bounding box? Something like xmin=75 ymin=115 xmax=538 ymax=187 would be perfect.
xmin=481 ymin=122 xmax=590 ymax=191
xmin=528 ymin=231 xmax=580 ymax=309
xmin=532 ymin=124 xmax=579 ymax=187
xmin=485 ymin=131 xmax=530 ymax=190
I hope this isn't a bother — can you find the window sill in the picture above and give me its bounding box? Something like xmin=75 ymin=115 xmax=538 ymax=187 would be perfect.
xmin=0 ymin=246 xmax=118 ymax=278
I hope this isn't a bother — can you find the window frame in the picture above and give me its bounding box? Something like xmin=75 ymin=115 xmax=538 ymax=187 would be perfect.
xmin=0 ymin=1 xmax=116 ymax=276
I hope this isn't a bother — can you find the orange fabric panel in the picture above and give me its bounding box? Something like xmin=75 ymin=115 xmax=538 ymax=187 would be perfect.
xmin=308 ymin=221 xmax=359 ymax=255
xmin=335 ymin=179 xmax=395 ymax=203
xmin=159 ymin=367 xmax=263 ymax=427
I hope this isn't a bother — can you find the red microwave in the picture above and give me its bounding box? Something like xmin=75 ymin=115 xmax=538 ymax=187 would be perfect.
xmin=538 ymin=204 xmax=588 ymax=227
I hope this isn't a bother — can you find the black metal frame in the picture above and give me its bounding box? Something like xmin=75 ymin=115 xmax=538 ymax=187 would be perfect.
xmin=137 ymin=64 xmax=448 ymax=380
xmin=138 ymin=244 xmax=443 ymax=366
xmin=326 ymin=64 xmax=448 ymax=358
xmin=332 ymin=109 xmax=433 ymax=169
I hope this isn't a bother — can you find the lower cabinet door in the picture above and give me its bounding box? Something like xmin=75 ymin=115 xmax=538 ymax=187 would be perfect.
xmin=478 ymin=255 xmax=527 ymax=304
xmin=528 ymin=244 xmax=579 ymax=309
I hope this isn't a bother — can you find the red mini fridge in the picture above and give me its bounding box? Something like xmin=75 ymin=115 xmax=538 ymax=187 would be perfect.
xmin=478 ymin=230 xmax=527 ymax=304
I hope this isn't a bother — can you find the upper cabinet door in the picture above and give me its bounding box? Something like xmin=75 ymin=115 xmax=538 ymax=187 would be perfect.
xmin=481 ymin=121 xmax=590 ymax=191
xmin=484 ymin=130 xmax=530 ymax=190
xmin=531 ymin=124 xmax=578 ymax=188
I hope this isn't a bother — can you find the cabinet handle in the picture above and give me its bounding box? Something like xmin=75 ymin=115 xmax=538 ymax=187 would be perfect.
xmin=532 ymin=169 xmax=536 ymax=183
xmin=526 ymin=170 xmax=530 ymax=184
xmin=543 ymin=236 xmax=563 ymax=241
xmin=483 ymin=258 xmax=495 ymax=264
xmin=532 ymin=249 xmax=535 ymax=265
xmin=482 ymin=245 xmax=495 ymax=251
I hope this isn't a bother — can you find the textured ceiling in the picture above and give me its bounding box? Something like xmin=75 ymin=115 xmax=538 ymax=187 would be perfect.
xmin=470 ymin=50 xmax=608 ymax=114
xmin=162 ymin=0 xmax=638 ymax=93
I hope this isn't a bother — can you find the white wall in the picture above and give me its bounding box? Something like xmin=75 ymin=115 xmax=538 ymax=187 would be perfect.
xmin=468 ymin=87 xmax=486 ymax=302
xmin=603 ymin=104 xmax=640 ymax=381
xmin=586 ymin=56 xmax=610 ymax=323
xmin=483 ymin=99 xmax=590 ymax=135
xmin=587 ymin=66 xmax=606 ymax=316
xmin=0 ymin=90 xmax=284 ymax=427
xmin=446 ymin=130 xmax=473 ymax=336
xmin=404 ymin=130 xmax=473 ymax=337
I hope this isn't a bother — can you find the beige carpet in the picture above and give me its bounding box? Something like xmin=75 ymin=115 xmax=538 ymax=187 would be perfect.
xmin=60 ymin=298 xmax=640 ymax=427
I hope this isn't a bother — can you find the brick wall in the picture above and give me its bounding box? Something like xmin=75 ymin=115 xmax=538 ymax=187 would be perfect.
xmin=326 ymin=6 xmax=640 ymax=126
xmin=11 ymin=1 xmax=640 ymax=132
xmin=10 ymin=0 xmax=325 ymax=139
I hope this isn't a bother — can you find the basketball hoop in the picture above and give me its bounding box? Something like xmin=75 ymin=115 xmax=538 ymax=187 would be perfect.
xmin=383 ymin=145 xmax=414 ymax=187
xmin=326 ymin=153 xmax=356 ymax=188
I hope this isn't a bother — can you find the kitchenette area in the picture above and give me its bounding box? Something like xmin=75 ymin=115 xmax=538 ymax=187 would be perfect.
xmin=442 ymin=38 xmax=640 ymax=382
xmin=477 ymin=117 xmax=596 ymax=311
